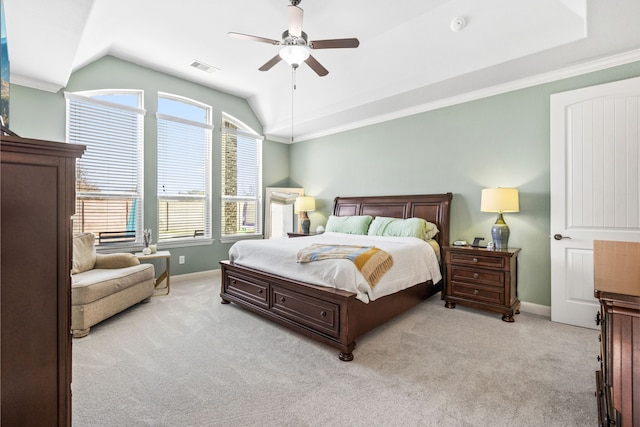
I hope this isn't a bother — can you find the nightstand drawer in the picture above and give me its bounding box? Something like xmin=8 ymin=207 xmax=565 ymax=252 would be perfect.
xmin=450 ymin=266 xmax=505 ymax=288
xmin=449 ymin=252 xmax=506 ymax=269
xmin=451 ymin=282 xmax=504 ymax=305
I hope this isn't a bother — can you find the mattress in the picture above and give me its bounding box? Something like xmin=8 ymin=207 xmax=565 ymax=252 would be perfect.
xmin=228 ymin=231 xmax=442 ymax=303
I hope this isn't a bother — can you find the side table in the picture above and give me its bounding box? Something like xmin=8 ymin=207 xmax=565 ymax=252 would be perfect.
xmin=442 ymin=246 xmax=520 ymax=322
xmin=135 ymin=250 xmax=171 ymax=295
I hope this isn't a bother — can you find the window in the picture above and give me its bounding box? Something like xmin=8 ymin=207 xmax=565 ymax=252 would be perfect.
xmin=157 ymin=93 xmax=212 ymax=242
xmin=66 ymin=90 xmax=145 ymax=245
xmin=221 ymin=114 xmax=263 ymax=242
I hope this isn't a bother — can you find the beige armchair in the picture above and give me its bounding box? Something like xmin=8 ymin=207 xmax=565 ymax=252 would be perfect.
xmin=71 ymin=233 xmax=155 ymax=337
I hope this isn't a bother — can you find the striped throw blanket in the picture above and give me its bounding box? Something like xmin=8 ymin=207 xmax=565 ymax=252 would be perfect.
xmin=296 ymin=244 xmax=394 ymax=287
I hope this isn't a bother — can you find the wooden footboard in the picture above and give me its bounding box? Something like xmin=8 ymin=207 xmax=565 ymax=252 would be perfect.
xmin=220 ymin=260 xmax=441 ymax=361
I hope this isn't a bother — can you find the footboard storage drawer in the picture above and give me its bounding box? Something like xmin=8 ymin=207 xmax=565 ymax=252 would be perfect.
xmin=225 ymin=272 xmax=269 ymax=309
xmin=271 ymin=285 xmax=340 ymax=338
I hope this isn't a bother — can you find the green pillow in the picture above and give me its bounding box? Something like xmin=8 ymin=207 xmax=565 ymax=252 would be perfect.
xmin=368 ymin=217 xmax=439 ymax=240
xmin=325 ymin=215 xmax=373 ymax=235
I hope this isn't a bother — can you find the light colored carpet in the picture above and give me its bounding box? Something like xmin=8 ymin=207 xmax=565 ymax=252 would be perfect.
xmin=72 ymin=270 xmax=598 ymax=426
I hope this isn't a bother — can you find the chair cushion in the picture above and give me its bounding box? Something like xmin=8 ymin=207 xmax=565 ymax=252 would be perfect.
xmin=94 ymin=253 xmax=140 ymax=269
xmin=72 ymin=233 xmax=97 ymax=274
xmin=71 ymin=264 xmax=155 ymax=305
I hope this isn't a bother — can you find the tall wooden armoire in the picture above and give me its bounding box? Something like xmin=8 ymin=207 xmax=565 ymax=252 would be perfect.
xmin=1 ymin=134 xmax=85 ymax=426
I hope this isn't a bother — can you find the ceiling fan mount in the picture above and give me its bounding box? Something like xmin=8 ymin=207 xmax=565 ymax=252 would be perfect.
xmin=228 ymin=0 xmax=359 ymax=76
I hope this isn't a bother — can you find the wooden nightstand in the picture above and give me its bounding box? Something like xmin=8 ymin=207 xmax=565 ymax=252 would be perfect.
xmin=442 ymin=246 xmax=521 ymax=322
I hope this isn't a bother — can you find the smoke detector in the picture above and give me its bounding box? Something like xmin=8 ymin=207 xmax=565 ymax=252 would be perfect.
xmin=450 ymin=17 xmax=466 ymax=32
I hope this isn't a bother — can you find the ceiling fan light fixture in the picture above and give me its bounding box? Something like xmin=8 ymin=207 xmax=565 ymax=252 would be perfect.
xmin=279 ymin=45 xmax=309 ymax=67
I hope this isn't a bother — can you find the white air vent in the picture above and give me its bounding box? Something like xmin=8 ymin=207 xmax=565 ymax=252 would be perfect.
xmin=190 ymin=60 xmax=219 ymax=73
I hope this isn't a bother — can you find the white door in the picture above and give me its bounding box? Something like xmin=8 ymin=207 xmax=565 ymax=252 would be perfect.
xmin=550 ymin=76 xmax=640 ymax=329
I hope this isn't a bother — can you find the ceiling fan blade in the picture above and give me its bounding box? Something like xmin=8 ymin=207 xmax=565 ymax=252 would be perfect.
xmin=287 ymin=5 xmax=303 ymax=38
xmin=228 ymin=32 xmax=280 ymax=45
xmin=259 ymin=54 xmax=283 ymax=72
xmin=310 ymin=38 xmax=360 ymax=49
xmin=304 ymin=55 xmax=328 ymax=77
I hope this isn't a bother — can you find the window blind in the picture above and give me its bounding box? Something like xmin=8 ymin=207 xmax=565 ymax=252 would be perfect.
xmin=66 ymin=91 xmax=145 ymax=245
xmin=221 ymin=117 xmax=263 ymax=241
xmin=156 ymin=98 xmax=212 ymax=242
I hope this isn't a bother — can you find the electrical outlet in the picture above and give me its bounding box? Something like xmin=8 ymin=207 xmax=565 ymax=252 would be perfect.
xmin=179 ymin=256 xmax=185 ymax=264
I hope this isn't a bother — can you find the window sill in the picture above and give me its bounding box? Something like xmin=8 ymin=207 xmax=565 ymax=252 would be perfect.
xmin=220 ymin=234 xmax=263 ymax=244
xmin=97 ymin=238 xmax=214 ymax=254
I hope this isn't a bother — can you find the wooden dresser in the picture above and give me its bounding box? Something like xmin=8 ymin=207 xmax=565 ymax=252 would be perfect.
xmin=443 ymin=246 xmax=521 ymax=322
xmin=595 ymin=291 xmax=639 ymax=426
xmin=594 ymin=240 xmax=640 ymax=427
xmin=1 ymin=134 xmax=85 ymax=426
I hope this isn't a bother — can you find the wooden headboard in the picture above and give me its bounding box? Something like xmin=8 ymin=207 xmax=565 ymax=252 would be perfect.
xmin=332 ymin=193 xmax=453 ymax=249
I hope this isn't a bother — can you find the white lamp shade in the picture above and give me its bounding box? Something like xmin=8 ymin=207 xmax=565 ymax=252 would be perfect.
xmin=279 ymin=45 xmax=310 ymax=66
xmin=294 ymin=196 xmax=315 ymax=213
xmin=480 ymin=188 xmax=519 ymax=213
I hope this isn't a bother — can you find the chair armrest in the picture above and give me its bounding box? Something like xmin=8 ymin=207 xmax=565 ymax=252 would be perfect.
xmin=94 ymin=253 xmax=141 ymax=269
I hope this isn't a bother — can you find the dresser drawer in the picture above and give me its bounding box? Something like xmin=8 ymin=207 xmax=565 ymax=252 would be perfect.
xmin=450 ymin=282 xmax=504 ymax=305
xmin=225 ymin=272 xmax=269 ymax=309
xmin=271 ymin=285 xmax=340 ymax=338
xmin=450 ymin=266 xmax=505 ymax=288
xmin=449 ymin=252 xmax=506 ymax=269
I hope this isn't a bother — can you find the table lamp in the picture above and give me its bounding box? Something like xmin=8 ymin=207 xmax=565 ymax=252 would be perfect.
xmin=480 ymin=188 xmax=519 ymax=249
xmin=294 ymin=196 xmax=316 ymax=234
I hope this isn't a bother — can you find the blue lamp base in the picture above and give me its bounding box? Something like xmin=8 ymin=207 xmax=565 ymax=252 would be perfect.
xmin=491 ymin=213 xmax=510 ymax=249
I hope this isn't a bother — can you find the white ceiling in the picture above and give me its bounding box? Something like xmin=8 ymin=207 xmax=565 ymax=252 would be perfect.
xmin=4 ymin=0 xmax=640 ymax=142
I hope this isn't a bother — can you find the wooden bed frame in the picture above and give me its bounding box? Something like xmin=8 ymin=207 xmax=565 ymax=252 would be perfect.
xmin=220 ymin=193 xmax=452 ymax=361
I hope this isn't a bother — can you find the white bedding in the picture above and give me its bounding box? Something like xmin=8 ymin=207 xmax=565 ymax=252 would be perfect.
xmin=228 ymin=231 xmax=442 ymax=303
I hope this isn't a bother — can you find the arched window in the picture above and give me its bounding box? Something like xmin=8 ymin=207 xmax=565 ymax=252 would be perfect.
xmin=66 ymin=90 xmax=145 ymax=246
xmin=221 ymin=113 xmax=263 ymax=242
xmin=156 ymin=93 xmax=213 ymax=242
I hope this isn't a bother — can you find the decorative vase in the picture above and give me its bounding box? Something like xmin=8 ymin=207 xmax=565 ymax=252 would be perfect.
xmin=491 ymin=213 xmax=510 ymax=249
xmin=142 ymin=247 xmax=151 ymax=255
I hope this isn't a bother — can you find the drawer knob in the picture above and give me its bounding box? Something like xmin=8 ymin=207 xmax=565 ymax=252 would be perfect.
xmin=472 ymin=258 xmax=478 ymax=263
xmin=280 ymin=297 xmax=286 ymax=303
xmin=473 ymin=289 xmax=479 ymax=295
xmin=320 ymin=311 xmax=327 ymax=317
xmin=257 ymin=289 xmax=263 ymax=294
xmin=473 ymin=273 xmax=479 ymax=279
xmin=231 ymin=279 xmax=237 ymax=285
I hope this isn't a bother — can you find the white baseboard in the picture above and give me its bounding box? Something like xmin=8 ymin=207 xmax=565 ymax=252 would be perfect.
xmin=520 ymin=301 xmax=551 ymax=318
xmin=171 ymin=269 xmax=220 ymax=283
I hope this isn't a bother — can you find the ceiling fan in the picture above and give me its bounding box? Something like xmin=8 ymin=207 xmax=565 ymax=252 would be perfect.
xmin=228 ymin=0 xmax=359 ymax=76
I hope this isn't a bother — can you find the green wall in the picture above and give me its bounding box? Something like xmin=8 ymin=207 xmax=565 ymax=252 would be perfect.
xmin=9 ymin=56 xmax=289 ymax=276
xmin=9 ymin=54 xmax=640 ymax=307
xmin=289 ymin=61 xmax=640 ymax=307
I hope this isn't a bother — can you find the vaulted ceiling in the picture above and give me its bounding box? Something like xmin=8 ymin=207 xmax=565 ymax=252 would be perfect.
xmin=4 ymin=0 xmax=640 ymax=142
